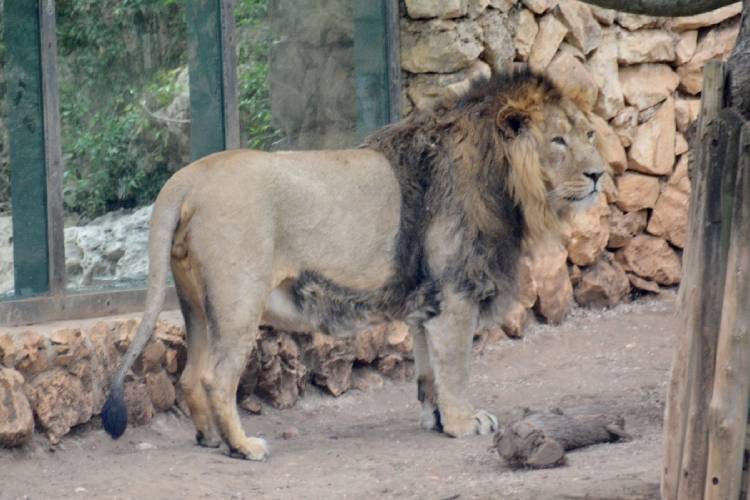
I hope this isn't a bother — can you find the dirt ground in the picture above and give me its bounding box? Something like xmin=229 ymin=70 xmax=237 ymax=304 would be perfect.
xmin=1 ymin=296 xmax=677 ymax=500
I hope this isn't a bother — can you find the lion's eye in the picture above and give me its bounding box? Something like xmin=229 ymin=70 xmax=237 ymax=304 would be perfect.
xmin=552 ymin=136 xmax=566 ymax=146
xmin=586 ymin=130 xmax=595 ymax=141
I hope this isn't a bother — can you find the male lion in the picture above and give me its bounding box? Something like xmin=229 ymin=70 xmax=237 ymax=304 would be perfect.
xmin=102 ymin=69 xmax=605 ymax=460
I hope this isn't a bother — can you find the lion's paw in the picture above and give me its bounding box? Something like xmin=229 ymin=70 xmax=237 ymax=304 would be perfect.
xmin=420 ymin=407 xmax=443 ymax=432
xmin=195 ymin=431 xmax=222 ymax=448
xmin=227 ymin=437 xmax=269 ymax=461
xmin=441 ymin=409 xmax=498 ymax=438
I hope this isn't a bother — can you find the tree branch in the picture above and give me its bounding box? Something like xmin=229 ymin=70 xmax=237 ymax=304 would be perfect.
xmin=577 ymin=0 xmax=738 ymax=17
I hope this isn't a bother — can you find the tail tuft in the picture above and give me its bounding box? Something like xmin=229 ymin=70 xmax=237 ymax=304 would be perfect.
xmin=101 ymin=383 xmax=128 ymax=439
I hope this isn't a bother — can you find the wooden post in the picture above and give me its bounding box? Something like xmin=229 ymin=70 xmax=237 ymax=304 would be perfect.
xmin=662 ymin=61 xmax=728 ymax=500
xmin=704 ymin=123 xmax=750 ymax=500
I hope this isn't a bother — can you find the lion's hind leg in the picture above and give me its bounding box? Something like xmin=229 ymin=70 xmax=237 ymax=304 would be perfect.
xmin=200 ymin=273 xmax=270 ymax=461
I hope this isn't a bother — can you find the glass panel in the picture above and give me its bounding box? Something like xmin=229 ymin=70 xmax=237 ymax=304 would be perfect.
xmin=236 ymin=0 xmax=357 ymax=151
xmin=0 ymin=0 xmax=13 ymax=297
xmin=57 ymin=0 xmax=188 ymax=291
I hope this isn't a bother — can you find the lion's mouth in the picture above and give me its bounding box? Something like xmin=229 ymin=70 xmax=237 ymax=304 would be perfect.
xmin=566 ymin=188 xmax=598 ymax=202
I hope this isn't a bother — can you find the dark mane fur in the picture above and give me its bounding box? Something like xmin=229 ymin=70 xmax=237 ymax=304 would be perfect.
xmin=291 ymin=69 xmax=560 ymax=334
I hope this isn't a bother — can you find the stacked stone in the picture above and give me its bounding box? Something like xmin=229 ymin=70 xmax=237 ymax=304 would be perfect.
xmin=0 ymin=317 xmax=413 ymax=447
xmin=401 ymin=0 xmax=742 ymax=335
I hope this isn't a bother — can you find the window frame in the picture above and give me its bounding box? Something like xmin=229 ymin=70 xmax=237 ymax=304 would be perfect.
xmin=0 ymin=0 xmax=401 ymax=327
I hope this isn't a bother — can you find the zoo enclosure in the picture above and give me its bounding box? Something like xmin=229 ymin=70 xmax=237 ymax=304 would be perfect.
xmin=0 ymin=0 xmax=400 ymax=326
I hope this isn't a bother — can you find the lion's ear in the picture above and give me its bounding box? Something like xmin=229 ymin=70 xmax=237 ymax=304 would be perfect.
xmin=496 ymin=106 xmax=530 ymax=139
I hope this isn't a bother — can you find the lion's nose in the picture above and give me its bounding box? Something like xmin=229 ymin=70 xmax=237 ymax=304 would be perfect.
xmin=584 ymin=170 xmax=603 ymax=184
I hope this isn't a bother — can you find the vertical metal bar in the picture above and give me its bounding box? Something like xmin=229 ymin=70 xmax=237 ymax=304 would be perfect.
xmin=385 ymin=0 xmax=402 ymax=123
xmin=186 ymin=0 xmax=239 ymax=161
xmin=39 ymin=0 xmax=65 ymax=295
xmin=5 ymin=0 xmax=49 ymax=297
xmin=354 ymin=0 xmax=393 ymax=140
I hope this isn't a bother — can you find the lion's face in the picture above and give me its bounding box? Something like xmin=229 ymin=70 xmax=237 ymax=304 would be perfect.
xmin=539 ymin=101 xmax=606 ymax=214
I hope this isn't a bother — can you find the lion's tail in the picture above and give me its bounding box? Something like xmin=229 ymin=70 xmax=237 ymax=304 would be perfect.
xmin=101 ymin=178 xmax=188 ymax=439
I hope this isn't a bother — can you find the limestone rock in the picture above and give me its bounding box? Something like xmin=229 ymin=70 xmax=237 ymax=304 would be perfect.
xmin=239 ymin=395 xmax=263 ymax=414
xmin=628 ymin=97 xmax=676 ymax=176
xmin=677 ymin=21 xmax=740 ymax=95
xmin=401 ymin=18 xmax=484 ymax=74
xmin=556 ymin=0 xmax=601 ymax=55
xmin=468 ymin=0 xmax=490 ymax=18
xmin=647 ymin=156 xmax=690 ymax=248
xmin=500 ymin=301 xmax=529 ymax=338
xmin=615 ymin=13 xmax=660 ymax=31
xmin=628 ymin=273 xmax=661 ymax=294
xmin=521 ymin=0 xmax=557 ymax=14
xmin=617 ymin=30 xmax=675 ymax=64
xmin=407 ymin=62 xmax=491 ymax=113
xmin=620 ymin=64 xmax=679 ymax=110
xmin=675 ymin=31 xmax=698 ymax=65
xmin=666 ymin=2 xmax=742 ymax=31
xmin=574 ymin=254 xmax=630 ymax=308
xmin=514 ymin=9 xmax=538 ymax=61
xmin=675 ymin=98 xmax=701 ymax=133
xmin=590 ymin=6 xmax=615 ymax=25
xmin=675 ymin=133 xmax=689 ymax=156
xmin=301 ymin=332 xmax=354 ymax=396
xmin=123 ymin=380 xmax=155 ymax=428
xmin=351 ymin=368 xmax=384 ymax=392
xmin=589 ymin=113 xmax=626 ymax=173
xmin=14 ymin=331 xmax=49 ymax=375
xmin=0 ymin=333 xmax=15 ymax=367
xmin=354 ymin=325 xmax=387 ymax=364
xmin=145 ymin=370 xmax=176 ymax=412
xmin=566 ymin=196 xmax=609 ymax=267
xmin=50 ymin=329 xmax=89 ymax=368
xmin=615 ymin=173 xmax=660 ymax=212
xmin=611 ymin=106 xmax=638 ymax=147
xmin=608 ymin=206 xmax=647 ymax=249
xmin=405 ymin=0 xmax=468 ymax=19
xmin=546 ymin=51 xmax=598 ymax=111
xmin=531 ymin=243 xmax=573 ymax=324
xmin=587 ymin=31 xmax=624 ymax=119
xmin=255 ymin=331 xmax=307 ymax=408
xmin=529 ymin=14 xmax=568 ymax=72
xmin=489 ymin=0 xmax=516 ymax=12
xmin=617 ymin=234 xmax=681 ymax=286
xmin=377 ymin=354 xmax=414 ymax=380
xmin=135 ymin=340 xmax=166 ymax=375
xmin=385 ymin=322 xmax=413 ymax=356
xmin=0 ymin=368 xmax=34 ymax=448
xmin=26 ymin=368 xmax=94 ymax=443
xmin=479 ymin=10 xmax=514 ymax=72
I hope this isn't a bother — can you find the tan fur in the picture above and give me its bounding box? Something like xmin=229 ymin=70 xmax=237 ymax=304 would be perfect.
xmin=108 ymin=71 xmax=605 ymax=460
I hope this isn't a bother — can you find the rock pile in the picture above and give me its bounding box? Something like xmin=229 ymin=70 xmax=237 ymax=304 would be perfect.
xmin=401 ymin=0 xmax=741 ymax=333
xmin=0 ymin=317 xmax=413 ymax=447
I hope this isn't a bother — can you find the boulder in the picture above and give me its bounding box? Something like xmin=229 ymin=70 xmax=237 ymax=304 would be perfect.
xmin=521 ymin=0 xmax=557 ymax=14
xmin=546 ymin=51 xmax=598 ymax=111
xmin=628 ymin=274 xmax=661 ymax=294
xmin=300 ymin=332 xmax=354 ymax=397
xmin=468 ymin=0 xmax=490 ymax=18
xmin=404 ymin=0 xmax=468 ymax=20
xmin=123 ymin=380 xmax=155 ymax=428
xmin=145 ymin=370 xmax=176 ymax=412
xmin=566 ymin=196 xmax=609 ymax=267
xmin=608 ymin=206 xmax=648 ymax=249
xmin=49 ymin=329 xmax=89 ymax=368
xmin=531 ymin=243 xmax=573 ymax=324
xmin=666 ymin=2 xmax=742 ymax=31
xmin=675 ymin=31 xmax=698 ymax=65
xmin=590 ymin=6 xmax=615 ymax=25
xmin=478 ymin=10 xmax=514 ymax=72
xmin=647 ymin=156 xmax=690 ymax=248
xmin=675 ymin=98 xmax=701 ymax=133
xmin=401 ymin=18 xmax=484 ymax=74
xmin=589 ymin=113 xmax=626 ymax=173
xmin=529 ymin=14 xmax=569 ymax=72
xmin=556 ymin=0 xmax=601 ymax=55
xmin=677 ymin=20 xmax=740 ymax=95
xmin=489 ymin=0 xmax=516 ymax=12
xmin=354 ymin=325 xmax=388 ymax=364
xmin=616 ymin=234 xmax=681 ymax=286
xmin=587 ymin=31 xmax=624 ymax=119
xmin=407 ymin=60 xmax=491 ymax=111
xmin=0 ymin=368 xmax=34 ymax=448
xmin=0 ymin=333 xmax=15 ymax=367
xmin=628 ymin=97 xmax=676 ymax=176
xmin=351 ymin=369 xmax=385 ymax=392
xmin=675 ymin=133 xmax=689 ymax=156
xmin=615 ymin=13 xmax=660 ymax=31
xmin=574 ymin=254 xmax=630 ymax=308
xmin=14 ymin=331 xmax=49 ymax=375
xmin=617 ymin=30 xmax=675 ymax=64
xmin=377 ymin=354 xmax=414 ymax=380
xmin=26 ymin=368 xmax=95 ymax=443
xmin=620 ymin=64 xmax=680 ymax=110
xmin=611 ymin=106 xmax=638 ymax=147
xmin=255 ymin=331 xmax=307 ymax=408
xmin=615 ymin=173 xmax=660 ymax=213
xmin=514 ymin=9 xmax=539 ymax=61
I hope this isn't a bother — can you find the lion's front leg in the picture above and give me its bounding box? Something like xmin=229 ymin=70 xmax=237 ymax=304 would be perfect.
xmin=423 ymin=287 xmax=498 ymax=437
xmin=411 ymin=324 xmax=441 ymax=431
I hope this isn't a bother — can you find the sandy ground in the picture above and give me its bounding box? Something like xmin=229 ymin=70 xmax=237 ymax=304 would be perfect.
xmin=0 ymin=296 xmax=677 ymax=500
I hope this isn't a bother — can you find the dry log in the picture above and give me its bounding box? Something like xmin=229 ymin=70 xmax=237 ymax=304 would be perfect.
xmin=704 ymin=123 xmax=750 ymax=500
xmin=493 ymin=406 xmax=630 ymax=469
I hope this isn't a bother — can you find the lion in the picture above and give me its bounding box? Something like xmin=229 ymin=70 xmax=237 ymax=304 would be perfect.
xmin=101 ymin=69 xmax=606 ymax=461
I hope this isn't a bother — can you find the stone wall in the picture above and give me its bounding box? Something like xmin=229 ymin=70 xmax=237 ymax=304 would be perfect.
xmin=400 ymin=0 xmax=741 ymax=334
xmin=0 ymin=314 xmax=412 ymax=447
